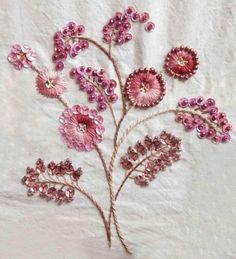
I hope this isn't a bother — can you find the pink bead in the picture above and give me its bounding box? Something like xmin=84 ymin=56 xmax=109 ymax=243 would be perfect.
xmin=54 ymin=31 xmax=63 ymax=40
xmin=140 ymin=12 xmax=150 ymax=23
xmin=196 ymin=96 xmax=205 ymax=106
xmin=85 ymin=67 xmax=93 ymax=75
xmin=175 ymin=113 xmax=184 ymax=122
xmin=108 ymin=93 xmax=118 ymax=103
xmin=70 ymin=68 xmax=78 ymax=78
xmin=189 ymin=97 xmax=197 ymax=107
xmin=56 ymin=61 xmax=64 ymax=71
xmin=108 ymin=18 xmax=115 ymax=26
xmin=218 ymin=112 xmax=227 ymax=120
xmin=206 ymin=98 xmax=215 ymax=107
xmin=97 ymin=102 xmax=107 ymax=112
xmin=81 ymin=40 xmax=89 ymax=49
xmin=207 ymin=128 xmax=216 ymax=139
xmin=88 ymin=93 xmax=97 ymax=103
xmin=208 ymin=106 xmax=218 ymax=115
xmin=105 ymin=86 xmax=114 ymax=95
xmin=77 ymin=25 xmax=85 ymax=35
xmin=98 ymin=95 xmax=105 ymax=102
xmin=67 ymin=21 xmax=76 ymax=30
xmin=126 ymin=6 xmax=135 ymax=16
xmin=210 ymin=114 xmax=218 ymax=123
xmin=178 ymin=97 xmax=189 ymax=107
xmin=212 ymin=135 xmax=221 ymax=143
xmin=123 ymin=22 xmax=131 ymax=30
xmin=200 ymin=102 xmax=208 ymax=111
xmin=198 ymin=130 xmax=207 ymax=138
xmin=197 ymin=123 xmax=206 ymax=132
xmin=223 ymin=124 xmax=232 ymax=132
xmin=185 ymin=124 xmax=195 ymax=131
xmin=132 ymin=12 xmax=140 ymax=22
xmin=115 ymin=11 xmax=123 ymax=21
xmin=125 ymin=33 xmax=133 ymax=42
xmin=145 ymin=21 xmax=155 ymax=32
xmin=221 ymin=133 xmax=231 ymax=143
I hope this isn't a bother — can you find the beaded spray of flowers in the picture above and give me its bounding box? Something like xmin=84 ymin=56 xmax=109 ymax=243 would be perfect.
xmin=7 ymin=6 xmax=232 ymax=254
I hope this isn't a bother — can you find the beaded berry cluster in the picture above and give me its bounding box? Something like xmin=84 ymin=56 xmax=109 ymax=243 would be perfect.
xmin=7 ymin=5 xmax=232 ymax=255
xmin=70 ymin=66 xmax=118 ymax=111
xmin=176 ymin=97 xmax=232 ymax=143
xmin=103 ymin=6 xmax=155 ymax=45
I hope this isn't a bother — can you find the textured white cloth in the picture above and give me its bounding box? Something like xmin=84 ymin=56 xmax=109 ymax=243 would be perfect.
xmin=0 ymin=0 xmax=236 ymax=258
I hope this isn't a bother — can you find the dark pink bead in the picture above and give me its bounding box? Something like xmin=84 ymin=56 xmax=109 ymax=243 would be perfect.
xmin=206 ymin=98 xmax=215 ymax=107
xmin=197 ymin=123 xmax=206 ymax=132
xmin=105 ymin=86 xmax=114 ymax=95
xmin=178 ymin=97 xmax=189 ymax=107
xmin=140 ymin=12 xmax=150 ymax=23
xmin=132 ymin=12 xmax=140 ymax=22
xmin=208 ymin=106 xmax=218 ymax=115
xmin=218 ymin=112 xmax=227 ymax=120
xmin=86 ymin=85 xmax=95 ymax=94
xmin=126 ymin=6 xmax=135 ymax=16
xmin=200 ymin=102 xmax=209 ymax=111
xmin=189 ymin=97 xmax=197 ymax=107
xmin=67 ymin=21 xmax=76 ymax=30
xmin=125 ymin=33 xmax=133 ymax=42
xmin=88 ymin=93 xmax=97 ymax=103
xmin=196 ymin=96 xmax=205 ymax=106
xmin=198 ymin=130 xmax=207 ymax=138
xmin=210 ymin=114 xmax=218 ymax=123
xmin=109 ymin=80 xmax=117 ymax=87
xmin=123 ymin=22 xmax=131 ymax=30
xmin=77 ymin=25 xmax=85 ymax=35
xmin=54 ymin=31 xmax=63 ymax=40
xmin=175 ymin=113 xmax=184 ymax=122
xmin=115 ymin=11 xmax=123 ymax=21
xmin=108 ymin=93 xmax=118 ymax=103
xmin=223 ymin=124 xmax=232 ymax=132
xmin=145 ymin=21 xmax=155 ymax=32
xmin=65 ymin=44 xmax=71 ymax=52
xmin=81 ymin=40 xmax=89 ymax=49
xmin=219 ymin=118 xmax=228 ymax=127
xmin=221 ymin=133 xmax=231 ymax=143
xmin=98 ymin=95 xmax=105 ymax=102
xmin=207 ymin=128 xmax=216 ymax=139
xmin=55 ymin=61 xmax=64 ymax=71
xmin=108 ymin=18 xmax=115 ymax=26
xmin=97 ymin=102 xmax=107 ymax=112
xmin=70 ymin=68 xmax=78 ymax=78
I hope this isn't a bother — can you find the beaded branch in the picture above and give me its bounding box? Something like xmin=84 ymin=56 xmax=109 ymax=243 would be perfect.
xmin=8 ymin=6 xmax=232 ymax=254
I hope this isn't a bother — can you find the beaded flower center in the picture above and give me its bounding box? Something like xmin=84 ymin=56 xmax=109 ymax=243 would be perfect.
xmin=45 ymin=79 xmax=55 ymax=89
xmin=140 ymin=82 xmax=150 ymax=93
xmin=76 ymin=123 xmax=87 ymax=133
xmin=177 ymin=57 xmax=188 ymax=66
xmin=17 ymin=51 xmax=26 ymax=61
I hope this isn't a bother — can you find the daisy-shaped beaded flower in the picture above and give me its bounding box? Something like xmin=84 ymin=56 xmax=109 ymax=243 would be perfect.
xmin=7 ymin=44 xmax=36 ymax=70
xmin=165 ymin=46 xmax=199 ymax=80
xmin=36 ymin=70 xmax=67 ymax=98
xmin=125 ymin=68 xmax=166 ymax=108
xmin=59 ymin=105 xmax=105 ymax=152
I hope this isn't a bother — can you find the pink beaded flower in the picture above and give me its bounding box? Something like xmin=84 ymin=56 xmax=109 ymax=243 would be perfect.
xmin=165 ymin=46 xmax=199 ymax=80
xmin=103 ymin=6 xmax=155 ymax=45
xmin=59 ymin=105 xmax=105 ymax=152
xmin=7 ymin=44 xmax=36 ymax=70
xmin=176 ymin=97 xmax=232 ymax=143
xmin=36 ymin=70 xmax=67 ymax=98
xmin=125 ymin=68 xmax=166 ymax=108
xmin=22 ymin=158 xmax=82 ymax=203
xmin=52 ymin=21 xmax=88 ymax=71
xmin=70 ymin=66 xmax=118 ymax=112
xmin=121 ymin=131 xmax=181 ymax=187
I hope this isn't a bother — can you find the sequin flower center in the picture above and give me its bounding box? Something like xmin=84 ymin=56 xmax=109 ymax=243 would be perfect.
xmin=59 ymin=105 xmax=105 ymax=152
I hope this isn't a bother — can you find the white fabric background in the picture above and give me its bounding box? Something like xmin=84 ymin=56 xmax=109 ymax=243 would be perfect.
xmin=0 ymin=0 xmax=236 ymax=258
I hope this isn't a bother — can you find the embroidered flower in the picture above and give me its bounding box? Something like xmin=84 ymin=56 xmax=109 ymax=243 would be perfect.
xmin=165 ymin=46 xmax=199 ymax=80
xmin=59 ymin=105 xmax=105 ymax=152
xmin=7 ymin=44 xmax=36 ymax=70
xmin=36 ymin=70 xmax=67 ymax=98
xmin=125 ymin=68 xmax=166 ymax=108
xmin=175 ymin=97 xmax=232 ymax=143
